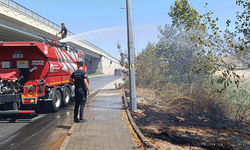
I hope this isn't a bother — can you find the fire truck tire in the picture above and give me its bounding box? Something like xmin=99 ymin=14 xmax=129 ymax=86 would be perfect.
xmin=62 ymin=86 xmax=71 ymax=107
xmin=48 ymin=89 xmax=62 ymax=112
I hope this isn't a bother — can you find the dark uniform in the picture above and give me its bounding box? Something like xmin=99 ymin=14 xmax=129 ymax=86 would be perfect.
xmin=60 ymin=26 xmax=67 ymax=49
xmin=61 ymin=26 xmax=67 ymax=38
xmin=70 ymin=70 xmax=87 ymax=121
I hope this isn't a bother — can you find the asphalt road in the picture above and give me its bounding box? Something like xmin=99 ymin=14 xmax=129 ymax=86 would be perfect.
xmin=0 ymin=75 xmax=122 ymax=150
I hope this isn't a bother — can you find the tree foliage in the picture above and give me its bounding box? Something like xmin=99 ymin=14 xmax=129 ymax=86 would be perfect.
xmin=168 ymin=0 xmax=205 ymax=30
xmin=134 ymin=25 xmax=211 ymax=87
xmin=120 ymin=0 xmax=250 ymax=123
xmin=156 ymin=25 xmax=210 ymax=83
xmin=188 ymin=2 xmax=250 ymax=90
xmin=135 ymin=43 xmax=165 ymax=88
xmin=135 ymin=0 xmax=211 ymax=86
xmin=235 ymin=0 xmax=250 ymax=39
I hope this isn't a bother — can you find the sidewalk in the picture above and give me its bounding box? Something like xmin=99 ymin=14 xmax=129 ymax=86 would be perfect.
xmin=60 ymin=78 xmax=137 ymax=150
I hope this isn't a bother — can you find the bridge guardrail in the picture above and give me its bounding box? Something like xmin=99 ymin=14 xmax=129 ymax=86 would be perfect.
xmin=0 ymin=0 xmax=74 ymax=36
xmin=0 ymin=0 xmax=119 ymax=62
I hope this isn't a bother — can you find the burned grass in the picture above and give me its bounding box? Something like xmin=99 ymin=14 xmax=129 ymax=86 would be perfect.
xmin=128 ymin=88 xmax=250 ymax=150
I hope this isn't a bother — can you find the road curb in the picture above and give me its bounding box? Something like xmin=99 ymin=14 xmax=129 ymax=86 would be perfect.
xmin=59 ymin=123 xmax=76 ymax=150
xmin=122 ymin=88 xmax=157 ymax=150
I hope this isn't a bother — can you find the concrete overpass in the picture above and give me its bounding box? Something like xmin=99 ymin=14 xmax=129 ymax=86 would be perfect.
xmin=0 ymin=0 xmax=121 ymax=74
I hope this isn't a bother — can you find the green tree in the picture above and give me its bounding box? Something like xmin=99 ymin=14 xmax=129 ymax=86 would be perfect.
xmin=189 ymin=1 xmax=250 ymax=122
xmin=190 ymin=3 xmax=247 ymax=90
xmin=135 ymin=42 xmax=166 ymax=88
xmin=168 ymin=0 xmax=205 ymax=30
xmin=156 ymin=25 xmax=209 ymax=83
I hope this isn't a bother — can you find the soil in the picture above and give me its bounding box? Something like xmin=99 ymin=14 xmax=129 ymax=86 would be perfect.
xmin=126 ymin=88 xmax=250 ymax=150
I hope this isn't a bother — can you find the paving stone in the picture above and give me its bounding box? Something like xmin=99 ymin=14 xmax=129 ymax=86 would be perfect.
xmin=60 ymin=80 xmax=136 ymax=150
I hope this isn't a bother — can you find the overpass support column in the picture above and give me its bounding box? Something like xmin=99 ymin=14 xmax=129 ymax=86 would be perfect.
xmin=89 ymin=57 xmax=102 ymax=74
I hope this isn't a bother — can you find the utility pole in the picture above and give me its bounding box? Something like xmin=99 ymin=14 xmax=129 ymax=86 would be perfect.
xmin=126 ymin=0 xmax=137 ymax=111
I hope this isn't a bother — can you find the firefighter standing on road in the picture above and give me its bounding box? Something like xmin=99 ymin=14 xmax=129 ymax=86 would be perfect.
xmin=69 ymin=61 xmax=91 ymax=123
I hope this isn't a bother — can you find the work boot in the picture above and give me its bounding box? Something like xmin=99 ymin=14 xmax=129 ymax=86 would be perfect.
xmin=79 ymin=118 xmax=87 ymax=122
xmin=74 ymin=119 xmax=81 ymax=123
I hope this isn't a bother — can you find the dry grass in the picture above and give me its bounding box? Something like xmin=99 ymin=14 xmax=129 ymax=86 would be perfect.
xmin=131 ymin=88 xmax=250 ymax=150
xmin=122 ymin=111 xmax=148 ymax=150
xmin=135 ymin=80 xmax=247 ymax=122
xmin=120 ymin=89 xmax=148 ymax=150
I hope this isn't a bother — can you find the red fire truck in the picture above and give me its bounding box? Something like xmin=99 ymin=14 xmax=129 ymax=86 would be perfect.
xmin=0 ymin=37 xmax=88 ymax=115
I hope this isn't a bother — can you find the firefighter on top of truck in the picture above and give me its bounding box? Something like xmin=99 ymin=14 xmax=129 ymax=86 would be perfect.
xmin=69 ymin=61 xmax=91 ymax=123
xmin=56 ymin=23 xmax=67 ymax=38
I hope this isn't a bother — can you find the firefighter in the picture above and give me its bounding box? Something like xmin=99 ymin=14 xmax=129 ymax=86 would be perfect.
xmin=69 ymin=61 xmax=91 ymax=123
xmin=56 ymin=23 xmax=68 ymax=49
xmin=56 ymin=23 xmax=67 ymax=38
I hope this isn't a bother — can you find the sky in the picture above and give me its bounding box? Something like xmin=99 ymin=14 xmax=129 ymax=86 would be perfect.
xmin=11 ymin=0 xmax=243 ymax=58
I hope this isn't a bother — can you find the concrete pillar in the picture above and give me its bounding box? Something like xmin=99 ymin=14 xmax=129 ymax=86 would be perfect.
xmin=93 ymin=56 xmax=103 ymax=74
xmin=89 ymin=57 xmax=102 ymax=74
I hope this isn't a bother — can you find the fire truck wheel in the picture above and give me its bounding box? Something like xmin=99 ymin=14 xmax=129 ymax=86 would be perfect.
xmin=62 ymin=87 xmax=70 ymax=107
xmin=48 ymin=89 xmax=62 ymax=112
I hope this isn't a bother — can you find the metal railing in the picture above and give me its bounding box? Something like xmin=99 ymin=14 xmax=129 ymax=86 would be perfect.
xmin=0 ymin=0 xmax=119 ymax=62
xmin=0 ymin=0 xmax=74 ymax=36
